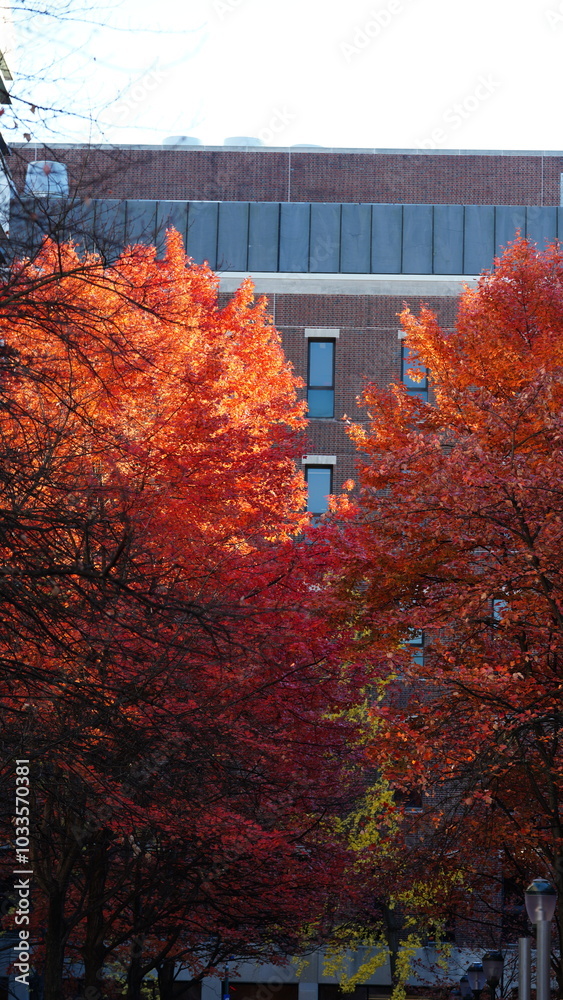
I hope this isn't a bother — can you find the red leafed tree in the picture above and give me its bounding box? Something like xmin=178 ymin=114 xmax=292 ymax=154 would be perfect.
xmin=327 ymin=237 xmax=563 ymax=987
xmin=0 ymin=233 xmax=374 ymax=1000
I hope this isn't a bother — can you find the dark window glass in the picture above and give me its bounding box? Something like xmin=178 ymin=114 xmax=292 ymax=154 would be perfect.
xmin=401 ymin=341 xmax=428 ymax=399
xmin=307 ymin=340 xmax=334 ymax=418
xmin=309 ymin=341 xmax=333 ymax=386
xmin=307 ymin=389 xmax=334 ymax=418
xmin=305 ymin=466 xmax=332 ymax=514
xmin=395 ymin=788 xmax=424 ymax=812
xmin=406 ymin=629 xmax=424 ymax=666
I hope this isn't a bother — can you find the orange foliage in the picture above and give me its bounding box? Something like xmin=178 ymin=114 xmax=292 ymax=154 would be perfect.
xmin=0 ymin=234 xmax=372 ymax=998
xmin=328 ymin=238 xmax=563 ymax=963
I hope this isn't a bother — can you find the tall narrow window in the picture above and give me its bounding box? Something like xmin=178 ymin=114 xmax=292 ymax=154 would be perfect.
xmin=305 ymin=465 xmax=332 ymax=515
xmin=406 ymin=629 xmax=424 ymax=666
xmin=401 ymin=341 xmax=428 ymax=401
xmin=307 ymin=340 xmax=335 ymax=418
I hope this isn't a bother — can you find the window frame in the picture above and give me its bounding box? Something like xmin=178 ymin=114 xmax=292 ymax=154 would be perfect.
xmin=406 ymin=628 xmax=425 ymax=666
xmin=401 ymin=340 xmax=429 ymax=400
xmin=304 ymin=464 xmax=333 ymax=515
xmin=307 ymin=338 xmax=335 ymax=419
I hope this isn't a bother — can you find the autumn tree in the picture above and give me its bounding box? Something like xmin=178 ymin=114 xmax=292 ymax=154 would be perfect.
xmin=0 ymin=232 xmax=382 ymax=1000
xmin=326 ymin=237 xmax=563 ymax=991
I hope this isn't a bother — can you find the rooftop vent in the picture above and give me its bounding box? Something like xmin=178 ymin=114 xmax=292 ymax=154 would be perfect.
xmin=24 ymin=160 xmax=69 ymax=198
xmin=224 ymin=136 xmax=264 ymax=146
xmin=163 ymin=136 xmax=202 ymax=146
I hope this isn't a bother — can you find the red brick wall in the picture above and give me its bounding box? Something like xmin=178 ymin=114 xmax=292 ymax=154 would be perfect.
xmin=9 ymin=145 xmax=563 ymax=206
xmin=245 ymin=292 xmax=460 ymax=490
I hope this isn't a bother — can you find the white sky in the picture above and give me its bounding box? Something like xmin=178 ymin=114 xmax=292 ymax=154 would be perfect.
xmin=3 ymin=0 xmax=563 ymax=151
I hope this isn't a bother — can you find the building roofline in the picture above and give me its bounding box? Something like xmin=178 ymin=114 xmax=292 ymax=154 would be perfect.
xmin=8 ymin=143 xmax=563 ymax=157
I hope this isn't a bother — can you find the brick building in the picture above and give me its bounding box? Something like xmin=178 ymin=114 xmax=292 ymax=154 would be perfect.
xmin=9 ymin=144 xmax=563 ymax=205
xmin=10 ymin=142 xmax=563 ymax=514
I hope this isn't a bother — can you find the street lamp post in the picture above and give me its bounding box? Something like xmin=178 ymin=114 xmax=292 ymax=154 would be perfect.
xmin=483 ymin=950 xmax=504 ymax=1000
xmin=467 ymin=963 xmax=486 ymax=1000
xmin=524 ymin=879 xmax=557 ymax=1000
xmin=518 ymin=936 xmax=531 ymax=1000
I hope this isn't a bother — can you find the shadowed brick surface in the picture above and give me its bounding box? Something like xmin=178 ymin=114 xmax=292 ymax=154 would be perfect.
xmin=9 ymin=145 xmax=563 ymax=206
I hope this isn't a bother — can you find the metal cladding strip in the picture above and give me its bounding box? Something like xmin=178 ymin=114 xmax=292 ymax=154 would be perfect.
xmin=9 ymin=199 xmax=563 ymax=275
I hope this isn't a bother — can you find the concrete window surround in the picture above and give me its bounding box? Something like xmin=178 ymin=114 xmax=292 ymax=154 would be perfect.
xmin=304 ymin=328 xmax=340 ymax=338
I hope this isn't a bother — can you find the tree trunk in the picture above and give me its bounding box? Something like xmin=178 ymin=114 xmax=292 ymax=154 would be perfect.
xmin=42 ymin=885 xmax=67 ymax=1000
xmin=554 ymin=857 xmax=563 ymax=998
xmin=381 ymin=902 xmax=403 ymax=983
xmin=82 ymin=834 xmax=110 ymax=998
xmin=157 ymin=959 xmax=175 ymax=1000
xmin=126 ymin=937 xmax=146 ymax=1000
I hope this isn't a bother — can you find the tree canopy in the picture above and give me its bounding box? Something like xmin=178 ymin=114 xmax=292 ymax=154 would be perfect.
xmin=326 ymin=237 xmax=563 ymax=986
xmin=0 ymin=233 xmax=380 ymax=1000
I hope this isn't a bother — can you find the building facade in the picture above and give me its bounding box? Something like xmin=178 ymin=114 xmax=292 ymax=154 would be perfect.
xmin=10 ymin=142 xmax=563 ymax=514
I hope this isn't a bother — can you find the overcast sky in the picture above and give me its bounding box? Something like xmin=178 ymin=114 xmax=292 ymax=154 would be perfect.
xmin=4 ymin=0 xmax=563 ymax=151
